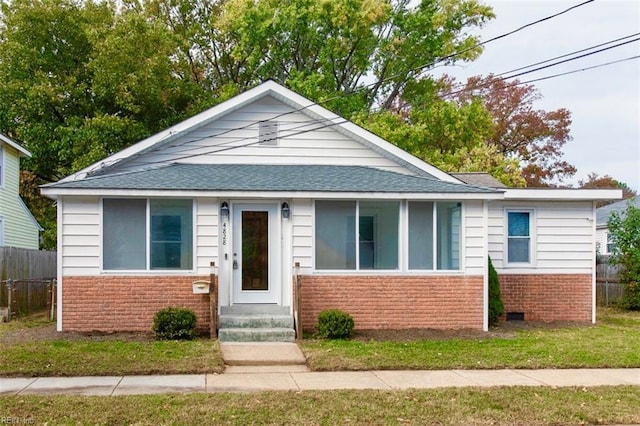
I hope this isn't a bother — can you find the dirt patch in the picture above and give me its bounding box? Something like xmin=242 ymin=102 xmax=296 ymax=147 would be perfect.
xmin=351 ymin=320 xmax=590 ymax=342
xmin=0 ymin=315 xmax=156 ymax=345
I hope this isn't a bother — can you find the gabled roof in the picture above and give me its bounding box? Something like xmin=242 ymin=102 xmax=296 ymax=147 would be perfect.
xmin=450 ymin=172 xmax=506 ymax=188
xmin=596 ymin=196 xmax=639 ymax=226
xmin=44 ymin=164 xmax=500 ymax=196
xmin=58 ymin=80 xmax=462 ymax=184
xmin=0 ymin=133 xmax=31 ymax=157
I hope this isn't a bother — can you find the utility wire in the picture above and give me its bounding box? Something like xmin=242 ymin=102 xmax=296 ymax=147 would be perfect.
xmin=130 ymin=51 xmax=640 ymax=167
xmin=440 ymin=37 xmax=640 ymax=98
xmin=87 ymin=0 xmax=614 ymax=175
xmin=93 ymin=0 xmax=596 ymax=173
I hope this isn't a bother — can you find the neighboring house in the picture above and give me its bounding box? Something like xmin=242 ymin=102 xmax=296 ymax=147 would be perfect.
xmin=41 ymin=81 xmax=620 ymax=338
xmin=0 ymin=133 xmax=42 ymax=249
xmin=595 ymin=197 xmax=639 ymax=254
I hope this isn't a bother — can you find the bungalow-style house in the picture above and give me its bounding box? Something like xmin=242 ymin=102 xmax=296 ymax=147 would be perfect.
xmin=0 ymin=133 xmax=41 ymax=249
xmin=41 ymin=81 xmax=620 ymax=340
xmin=595 ymin=197 xmax=638 ymax=255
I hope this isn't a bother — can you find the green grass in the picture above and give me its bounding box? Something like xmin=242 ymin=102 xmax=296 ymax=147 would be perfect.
xmin=0 ymin=313 xmax=224 ymax=377
xmin=0 ymin=339 xmax=224 ymax=377
xmin=0 ymin=387 xmax=639 ymax=425
xmin=302 ymin=307 xmax=640 ymax=371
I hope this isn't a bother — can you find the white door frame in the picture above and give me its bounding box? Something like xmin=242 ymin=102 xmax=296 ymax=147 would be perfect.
xmin=231 ymin=202 xmax=281 ymax=304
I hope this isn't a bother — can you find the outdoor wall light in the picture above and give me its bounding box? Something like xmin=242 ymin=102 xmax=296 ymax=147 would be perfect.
xmin=282 ymin=202 xmax=290 ymax=219
xmin=220 ymin=201 xmax=229 ymax=218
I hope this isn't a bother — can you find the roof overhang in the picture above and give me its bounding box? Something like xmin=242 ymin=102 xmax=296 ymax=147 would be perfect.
xmin=503 ymin=188 xmax=623 ymax=201
xmin=41 ymin=188 xmax=504 ymax=200
xmin=0 ymin=133 xmax=31 ymax=157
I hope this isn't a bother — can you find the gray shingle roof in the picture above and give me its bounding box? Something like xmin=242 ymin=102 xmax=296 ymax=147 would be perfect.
xmin=450 ymin=172 xmax=507 ymax=188
xmin=46 ymin=164 xmax=501 ymax=194
xmin=596 ymin=196 xmax=639 ymax=226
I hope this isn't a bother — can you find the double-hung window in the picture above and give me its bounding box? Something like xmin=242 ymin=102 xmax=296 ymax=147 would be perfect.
xmin=506 ymin=210 xmax=532 ymax=264
xmin=103 ymin=199 xmax=193 ymax=270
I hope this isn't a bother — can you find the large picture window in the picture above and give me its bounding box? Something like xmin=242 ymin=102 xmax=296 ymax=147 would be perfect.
xmin=315 ymin=200 xmax=461 ymax=271
xmin=507 ymin=210 xmax=531 ymax=264
xmin=315 ymin=201 xmax=399 ymax=270
xmin=103 ymin=198 xmax=193 ymax=270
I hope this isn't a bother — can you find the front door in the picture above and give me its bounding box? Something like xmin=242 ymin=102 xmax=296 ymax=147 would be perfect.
xmin=232 ymin=203 xmax=279 ymax=304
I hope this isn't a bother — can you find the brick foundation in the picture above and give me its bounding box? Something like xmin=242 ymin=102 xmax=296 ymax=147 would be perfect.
xmin=299 ymin=275 xmax=484 ymax=332
xmin=498 ymin=274 xmax=592 ymax=322
xmin=62 ymin=276 xmax=211 ymax=333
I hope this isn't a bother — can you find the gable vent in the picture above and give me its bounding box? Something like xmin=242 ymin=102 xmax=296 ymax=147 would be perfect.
xmin=259 ymin=120 xmax=279 ymax=146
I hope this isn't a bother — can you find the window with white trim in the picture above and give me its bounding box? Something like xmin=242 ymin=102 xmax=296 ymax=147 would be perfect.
xmin=506 ymin=210 xmax=532 ymax=264
xmin=0 ymin=216 xmax=4 ymax=246
xmin=606 ymin=231 xmax=615 ymax=254
xmin=103 ymin=198 xmax=193 ymax=270
xmin=315 ymin=200 xmax=461 ymax=271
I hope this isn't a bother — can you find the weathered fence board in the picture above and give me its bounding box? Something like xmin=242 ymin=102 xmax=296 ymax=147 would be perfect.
xmin=596 ymin=255 xmax=624 ymax=306
xmin=1 ymin=279 xmax=56 ymax=320
xmin=0 ymin=246 xmax=56 ymax=281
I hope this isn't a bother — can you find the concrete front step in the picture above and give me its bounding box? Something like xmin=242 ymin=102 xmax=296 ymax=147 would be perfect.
xmin=218 ymin=305 xmax=295 ymax=343
xmin=219 ymin=327 xmax=295 ymax=343
xmin=219 ymin=314 xmax=293 ymax=329
xmin=220 ymin=305 xmax=290 ymax=316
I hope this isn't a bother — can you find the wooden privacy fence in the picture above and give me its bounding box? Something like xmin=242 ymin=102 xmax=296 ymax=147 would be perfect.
xmin=0 ymin=246 xmax=57 ymax=281
xmin=596 ymin=255 xmax=624 ymax=306
xmin=0 ymin=278 xmax=57 ymax=321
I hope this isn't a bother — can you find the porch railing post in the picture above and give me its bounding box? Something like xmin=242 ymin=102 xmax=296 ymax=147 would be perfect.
xmin=7 ymin=279 xmax=14 ymax=321
xmin=209 ymin=261 xmax=218 ymax=338
xmin=293 ymin=262 xmax=301 ymax=342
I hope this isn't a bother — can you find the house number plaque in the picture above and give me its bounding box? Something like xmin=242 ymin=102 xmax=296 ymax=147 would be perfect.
xmin=222 ymin=222 xmax=228 ymax=246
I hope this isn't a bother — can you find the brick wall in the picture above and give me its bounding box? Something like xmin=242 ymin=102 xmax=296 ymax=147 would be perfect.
xmin=498 ymin=274 xmax=592 ymax=322
xmin=299 ymin=275 xmax=484 ymax=332
xmin=62 ymin=276 xmax=211 ymax=333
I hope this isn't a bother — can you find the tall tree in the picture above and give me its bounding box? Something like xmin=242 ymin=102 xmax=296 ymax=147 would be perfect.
xmin=451 ymin=75 xmax=575 ymax=187
xmin=0 ymin=0 xmax=210 ymax=247
xmin=578 ymin=172 xmax=637 ymax=207
xmin=147 ymin=0 xmax=494 ymax=116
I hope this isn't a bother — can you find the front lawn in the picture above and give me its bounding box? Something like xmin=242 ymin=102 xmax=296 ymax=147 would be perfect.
xmin=0 ymin=313 xmax=224 ymax=377
xmin=0 ymin=387 xmax=639 ymax=425
xmin=301 ymin=307 xmax=640 ymax=371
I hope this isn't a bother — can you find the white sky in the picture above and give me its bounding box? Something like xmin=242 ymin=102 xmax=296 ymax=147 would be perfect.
xmin=436 ymin=0 xmax=640 ymax=190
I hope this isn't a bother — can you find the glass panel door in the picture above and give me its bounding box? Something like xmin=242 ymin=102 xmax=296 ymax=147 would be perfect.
xmin=242 ymin=211 xmax=269 ymax=291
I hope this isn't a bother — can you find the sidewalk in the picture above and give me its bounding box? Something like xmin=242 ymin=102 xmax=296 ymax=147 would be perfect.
xmin=2 ymin=368 xmax=639 ymax=395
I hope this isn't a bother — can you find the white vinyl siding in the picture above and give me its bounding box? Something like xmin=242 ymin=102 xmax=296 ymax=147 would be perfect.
xmin=111 ymin=96 xmax=414 ymax=175
xmin=463 ymin=200 xmax=485 ymax=275
xmin=0 ymin=144 xmax=4 ymax=188
xmin=196 ymin=198 xmax=219 ymax=275
xmin=0 ymin=144 xmax=39 ymax=249
xmin=292 ymin=199 xmax=313 ymax=272
xmin=61 ymin=196 xmax=101 ymax=275
xmin=488 ymin=201 xmax=595 ymax=273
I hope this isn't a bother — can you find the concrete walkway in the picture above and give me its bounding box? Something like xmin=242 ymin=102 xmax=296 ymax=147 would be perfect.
xmin=2 ymin=368 xmax=639 ymax=395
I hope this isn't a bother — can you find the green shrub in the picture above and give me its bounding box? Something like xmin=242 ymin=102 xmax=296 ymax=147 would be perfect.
xmin=316 ymin=309 xmax=354 ymax=339
xmin=608 ymin=202 xmax=640 ymax=310
xmin=488 ymin=256 xmax=504 ymax=327
xmin=152 ymin=307 xmax=197 ymax=340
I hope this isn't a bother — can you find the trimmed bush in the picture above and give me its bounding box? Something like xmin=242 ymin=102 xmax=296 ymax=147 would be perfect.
xmin=316 ymin=309 xmax=354 ymax=339
xmin=153 ymin=307 xmax=197 ymax=340
xmin=488 ymin=256 xmax=504 ymax=327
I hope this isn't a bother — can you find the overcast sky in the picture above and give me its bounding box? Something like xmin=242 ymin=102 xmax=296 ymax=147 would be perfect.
xmin=436 ymin=0 xmax=640 ymax=190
